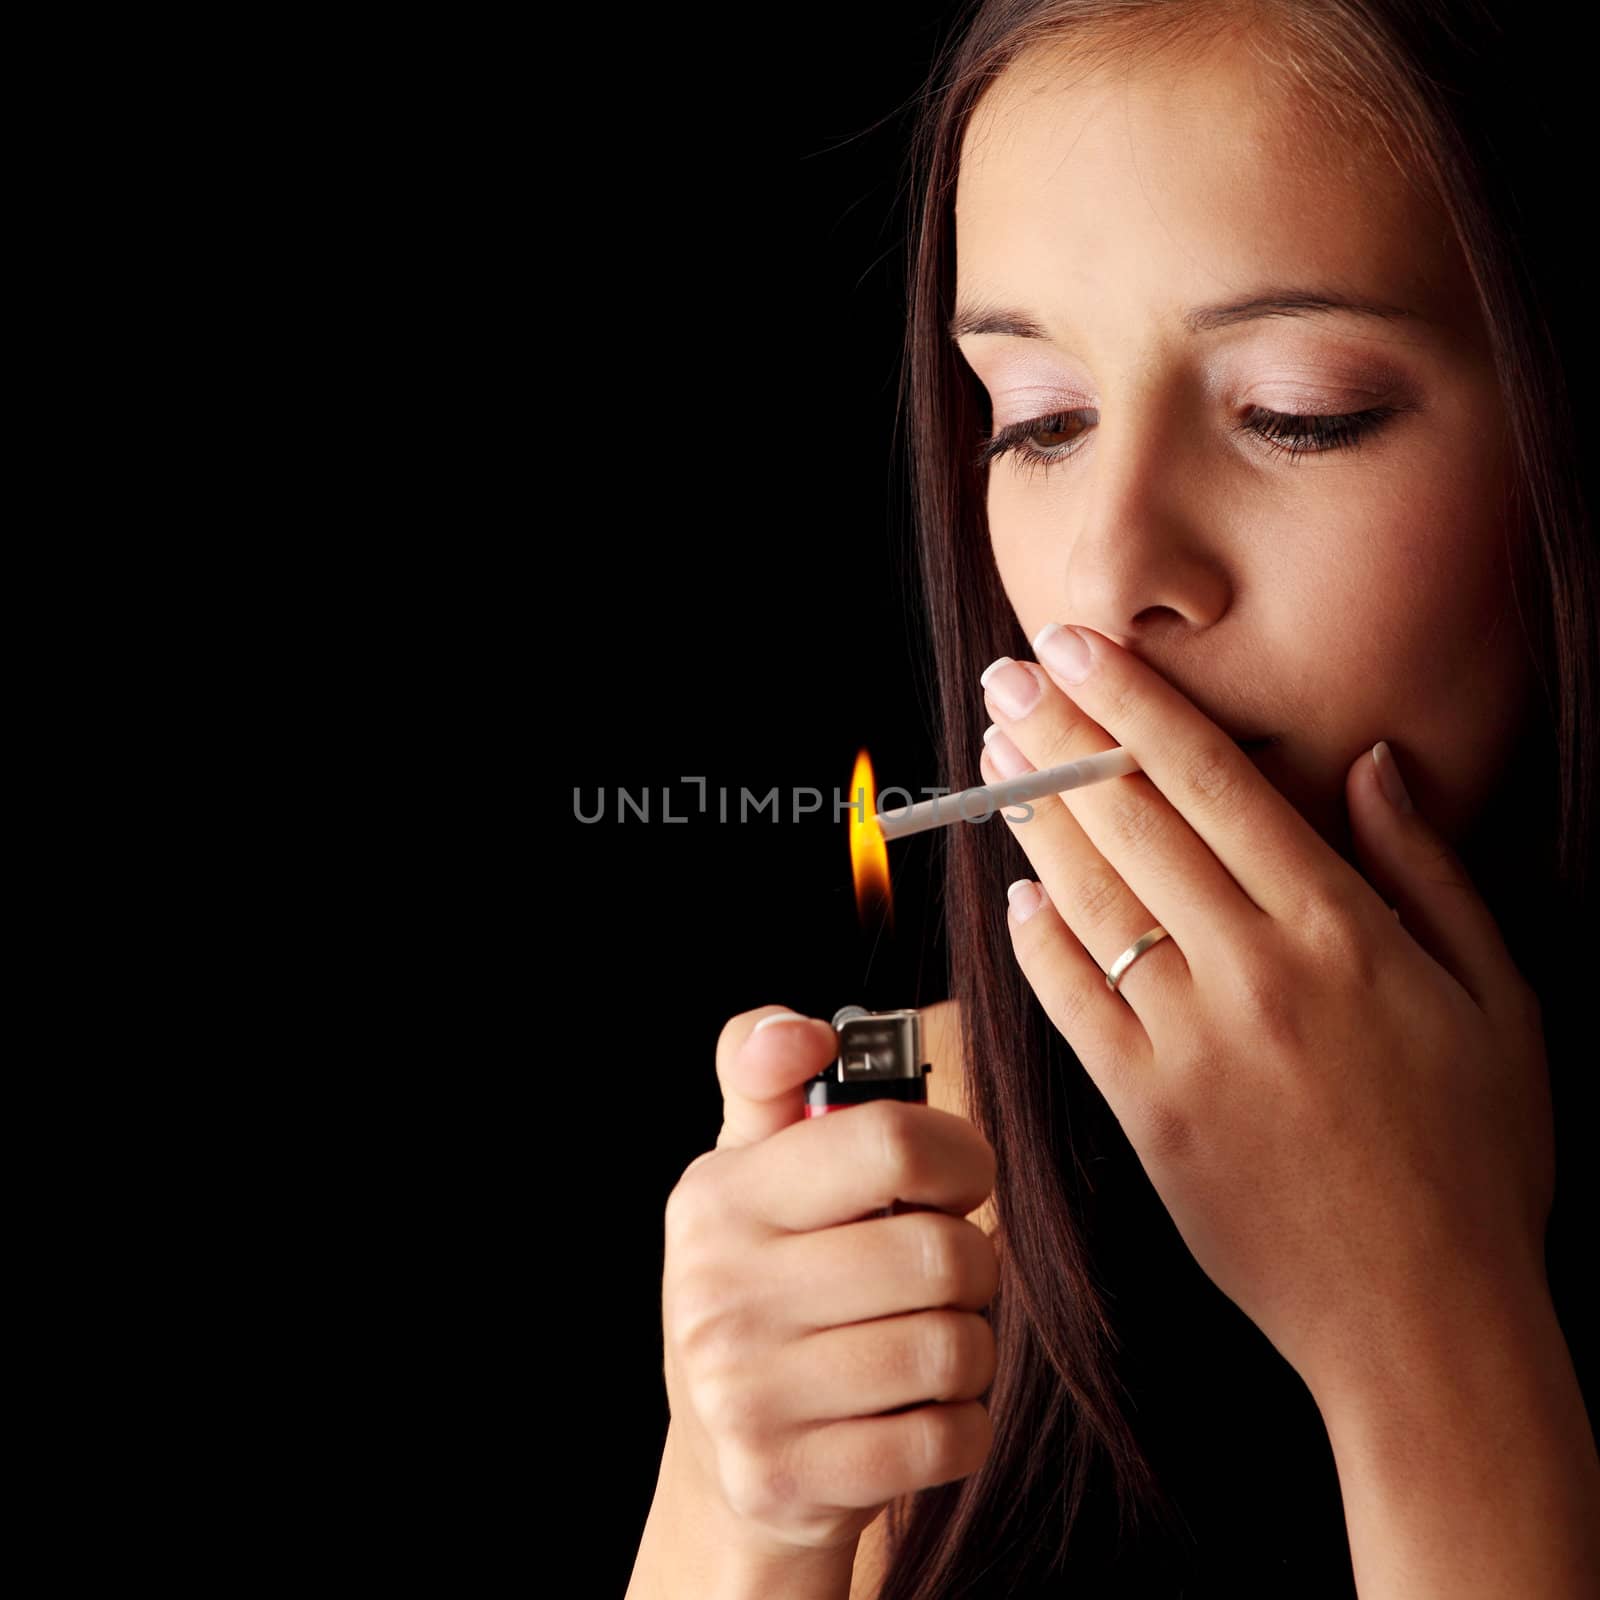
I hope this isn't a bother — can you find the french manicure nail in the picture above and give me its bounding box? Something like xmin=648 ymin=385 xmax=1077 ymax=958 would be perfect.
xmin=1007 ymin=878 xmax=1044 ymax=924
xmin=983 ymin=723 xmax=1034 ymax=778
xmin=981 ymin=656 xmax=1043 ymax=719
xmin=752 ymin=1011 xmax=811 ymax=1036
xmin=1033 ymin=622 xmax=1092 ymax=684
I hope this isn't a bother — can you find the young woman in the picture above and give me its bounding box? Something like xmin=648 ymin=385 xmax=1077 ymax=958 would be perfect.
xmin=631 ymin=3 xmax=1599 ymax=1595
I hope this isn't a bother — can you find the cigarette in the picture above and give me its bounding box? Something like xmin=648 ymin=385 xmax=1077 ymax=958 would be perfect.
xmin=874 ymin=745 xmax=1141 ymax=841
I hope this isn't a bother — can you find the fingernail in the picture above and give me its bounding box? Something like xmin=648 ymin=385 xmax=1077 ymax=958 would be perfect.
xmin=981 ymin=656 xmax=1042 ymax=719
xmin=983 ymin=723 xmax=1034 ymax=778
xmin=1032 ymin=622 xmax=1092 ymax=684
xmin=752 ymin=1010 xmax=811 ymax=1036
xmin=1372 ymin=740 xmax=1414 ymax=813
xmin=1007 ymin=878 xmax=1044 ymax=924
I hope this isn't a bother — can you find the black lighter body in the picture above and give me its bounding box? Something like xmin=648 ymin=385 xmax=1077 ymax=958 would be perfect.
xmin=804 ymin=1006 xmax=934 ymax=1219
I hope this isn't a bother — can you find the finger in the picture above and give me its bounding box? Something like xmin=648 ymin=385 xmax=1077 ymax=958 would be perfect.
xmin=727 ymin=1099 xmax=997 ymax=1235
xmin=1347 ymin=741 xmax=1538 ymax=1027
xmin=979 ymin=725 xmax=1187 ymax=1004
xmin=713 ymin=1007 xmax=840 ymax=1151
xmin=977 ymin=689 xmax=1191 ymax=1020
xmin=759 ymin=1210 xmax=1000 ymax=1333
xmin=762 ymin=1309 xmax=997 ymax=1426
xmin=1000 ymin=870 xmax=1154 ymax=1122
xmin=784 ymin=1403 xmax=994 ymax=1510
xmin=1027 ymin=623 xmax=1358 ymax=930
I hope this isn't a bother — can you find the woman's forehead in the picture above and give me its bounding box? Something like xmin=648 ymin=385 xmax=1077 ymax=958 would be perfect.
xmin=953 ymin=43 xmax=1478 ymax=355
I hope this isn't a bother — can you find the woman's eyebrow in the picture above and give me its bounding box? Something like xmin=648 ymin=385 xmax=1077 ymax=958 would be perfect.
xmin=947 ymin=287 xmax=1422 ymax=343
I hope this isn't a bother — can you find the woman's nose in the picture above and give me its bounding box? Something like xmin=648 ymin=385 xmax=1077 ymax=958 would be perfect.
xmin=1052 ymin=420 xmax=1233 ymax=638
xmin=1054 ymin=513 xmax=1231 ymax=642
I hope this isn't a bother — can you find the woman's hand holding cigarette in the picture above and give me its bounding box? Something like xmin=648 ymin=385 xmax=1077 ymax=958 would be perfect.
xmin=652 ymin=1006 xmax=1000 ymax=1580
xmin=979 ymin=624 xmax=1557 ymax=1416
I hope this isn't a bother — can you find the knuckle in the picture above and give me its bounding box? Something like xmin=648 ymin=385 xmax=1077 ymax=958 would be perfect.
xmin=909 ymin=1403 xmax=946 ymax=1482
xmin=1044 ymin=968 xmax=1097 ymax=1039
xmin=871 ymin=1100 xmax=924 ymax=1197
xmin=1414 ymin=835 xmax=1463 ymax=895
xmin=923 ymin=1216 xmax=999 ymax=1307
xmin=1182 ymin=738 xmax=1250 ymax=816
xmin=668 ymin=1264 xmax=750 ymax=1368
xmin=665 ymin=1155 xmax=732 ymax=1250
xmin=665 ymin=1167 xmax=711 ymax=1241
xmin=915 ymin=1216 xmax=962 ymax=1301
xmin=916 ymin=1399 xmax=992 ymax=1485
xmin=921 ymin=1310 xmax=970 ymax=1397
xmin=697 ymin=1370 xmax=766 ymax=1441
xmin=719 ymin=1439 xmax=798 ymax=1524
xmin=1030 ymin=724 xmax=1075 ymax=774
xmin=1299 ymin=890 xmax=1368 ymax=976
xmin=1032 ymin=714 xmax=1091 ymax=775
xmin=1227 ymin=951 xmax=1298 ymax=1039
xmin=1074 ymin=861 xmax=1128 ymax=932
xmin=1098 ymin=677 xmax=1139 ymax=732
xmin=1104 ymin=786 xmax=1164 ymax=855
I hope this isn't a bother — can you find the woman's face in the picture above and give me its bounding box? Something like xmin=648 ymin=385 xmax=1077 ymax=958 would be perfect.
xmin=953 ymin=38 xmax=1536 ymax=864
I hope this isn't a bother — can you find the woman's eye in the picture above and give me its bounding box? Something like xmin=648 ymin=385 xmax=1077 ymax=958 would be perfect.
xmin=972 ymin=411 xmax=1093 ymax=476
xmin=972 ymin=404 xmax=1401 ymax=478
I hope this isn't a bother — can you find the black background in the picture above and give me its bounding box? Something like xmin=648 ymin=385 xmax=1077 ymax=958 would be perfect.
xmin=555 ymin=11 xmax=975 ymax=1595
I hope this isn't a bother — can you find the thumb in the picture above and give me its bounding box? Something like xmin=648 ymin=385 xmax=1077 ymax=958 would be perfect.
xmin=1348 ymin=739 xmax=1524 ymax=1016
xmin=704 ymin=1006 xmax=838 ymax=1155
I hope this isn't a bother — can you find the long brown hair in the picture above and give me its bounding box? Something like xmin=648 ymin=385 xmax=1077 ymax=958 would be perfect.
xmin=877 ymin=2 xmax=1599 ymax=1593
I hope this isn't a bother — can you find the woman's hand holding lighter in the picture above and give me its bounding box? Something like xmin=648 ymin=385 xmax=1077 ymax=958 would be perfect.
xmin=629 ymin=1006 xmax=999 ymax=1599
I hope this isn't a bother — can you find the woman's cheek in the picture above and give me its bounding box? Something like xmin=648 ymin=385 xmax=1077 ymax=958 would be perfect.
xmin=988 ymin=485 xmax=1040 ymax=618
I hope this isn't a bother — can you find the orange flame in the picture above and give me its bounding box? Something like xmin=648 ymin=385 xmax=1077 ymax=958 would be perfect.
xmin=849 ymin=747 xmax=892 ymax=932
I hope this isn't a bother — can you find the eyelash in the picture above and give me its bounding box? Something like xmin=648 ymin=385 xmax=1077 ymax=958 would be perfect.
xmin=973 ymin=404 xmax=1401 ymax=477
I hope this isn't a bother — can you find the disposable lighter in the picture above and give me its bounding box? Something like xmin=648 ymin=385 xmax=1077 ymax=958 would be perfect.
xmin=804 ymin=1005 xmax=934 ymax=1218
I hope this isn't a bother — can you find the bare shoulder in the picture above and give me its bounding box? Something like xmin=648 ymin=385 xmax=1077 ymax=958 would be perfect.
xmin=919 ymin=999 xmax=998 ymax=1241
xmin=920 ymin=998 xmax=961 ymax=1083
xmin=919 ymin=997 xmax=968 ymax=1123
xmin=850 ymin=1511 xmax=894 ymax=1600
xmin=852 ymin=1501 xmax=919 ymax=1600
